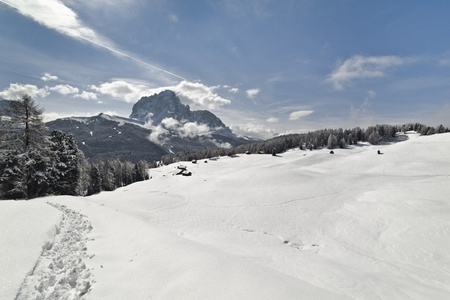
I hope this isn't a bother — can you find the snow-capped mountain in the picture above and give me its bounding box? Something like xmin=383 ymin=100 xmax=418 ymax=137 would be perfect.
xmin=46 ymin=91 xmax=254 ymax=162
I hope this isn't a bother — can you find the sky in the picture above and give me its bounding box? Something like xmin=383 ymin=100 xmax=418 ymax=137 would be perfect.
xmin=0 ymin=0 xmax=449 ymax=139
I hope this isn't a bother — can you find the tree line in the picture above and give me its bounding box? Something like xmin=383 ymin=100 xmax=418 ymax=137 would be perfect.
xmin=161 ymin=123 xmax=449 ymax=164
xmin=0 ymin=95 xmax=149 ymax=200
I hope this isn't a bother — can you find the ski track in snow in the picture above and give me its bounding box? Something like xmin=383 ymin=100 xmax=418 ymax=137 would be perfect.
xmin=15 ymin=203 xmax=94 ymax=300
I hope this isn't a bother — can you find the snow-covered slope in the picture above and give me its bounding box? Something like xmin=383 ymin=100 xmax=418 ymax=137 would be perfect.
xmin=2 ymin=132 xmax=450 ymax=299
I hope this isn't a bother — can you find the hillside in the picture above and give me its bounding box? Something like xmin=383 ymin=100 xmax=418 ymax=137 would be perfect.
xmin=46 ymin=91 xmax=254 ymax=163
xmin=46 ymin=113 xmax=167 ymax=163
xmin=1 ymin=132 xmax=450 ymax=299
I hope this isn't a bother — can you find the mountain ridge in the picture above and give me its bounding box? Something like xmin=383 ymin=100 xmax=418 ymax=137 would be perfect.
xmin=46 ymin=91 xmax=255 ymax=162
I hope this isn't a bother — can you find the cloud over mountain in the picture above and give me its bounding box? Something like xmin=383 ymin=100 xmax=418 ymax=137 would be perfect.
xmin=0 ymin=83 xmax=49 ymax=99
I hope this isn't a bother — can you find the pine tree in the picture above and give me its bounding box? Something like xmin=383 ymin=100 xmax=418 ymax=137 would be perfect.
xmin=49 ymin=130 xmax=89 ymax=196
xmin=0 ymin=95 xmax=49 ymax=199
xmin=0 ymin=151 xmax=27 ymax=199
xmin=1 ymin=95 xmax=47 ymax=152
xmin=88 ymin=164 xmax=102 ymax=195
xmin=133 ymin=160 xmax=149 ymax=182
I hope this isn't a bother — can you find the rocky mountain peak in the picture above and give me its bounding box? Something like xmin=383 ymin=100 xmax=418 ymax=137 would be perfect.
xmin=129 ymin=90 xmax=230 ymax=135
xmin=129 ymin=90 xmax=189 ymax=125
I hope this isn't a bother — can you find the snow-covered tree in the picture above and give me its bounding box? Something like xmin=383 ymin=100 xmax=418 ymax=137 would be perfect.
xmin=26 ymin=148 xmax=53 ymax=198
xmin=122 ymin=161 xmax=134 ymax=186
xmin=100 ymin=160 xmax=116 ymax=191
xmin=368 ymin=131 xmax=380 ymax=145
xmin=49 ymin=130 xmax=89 ymax=196
xmin=88 ymin=164 xmax=102 ymax=195
xmin=0 ymin=95 xmax=49 ymax=199
xmin=134 ymin=160 xmax=149 ymax=182
xmin=0 ymin=151 xmax=26 ymax=199
xmin=0 ymin=95 xmax=47 ymax=152
xmin=327 ymin=134 xmax=338 ymax=149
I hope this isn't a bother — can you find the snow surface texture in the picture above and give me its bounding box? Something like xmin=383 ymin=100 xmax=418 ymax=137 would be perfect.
xmin=0 ymin=202 xmax=60 ymax=299
xmin=1 ymin=132 xmax=450 ymax=299
xmin=14 ymin=203 xmax=93 ymax=300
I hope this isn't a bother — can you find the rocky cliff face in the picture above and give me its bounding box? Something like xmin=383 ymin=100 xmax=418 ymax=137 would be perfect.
xmin=130 ymin=90 xmax=232 ymax=136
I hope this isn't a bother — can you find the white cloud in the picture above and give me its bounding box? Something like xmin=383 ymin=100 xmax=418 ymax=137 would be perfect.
xmin=0 ymin=83 xmax=49 ymax=99
xmin=228 ymin=87 xmax=239 ymax=93
xmin=230 ymin=123 xmax=275 ymax=140
xmin=327 ymin=55 xmax=405 ymax=90
xmin=246 ymin=88 xmax=260 ymax=98
xmin=90 ymin=80 xmax=150 ymax=103
xmin=148 ymin=118 xmax=212 ymax=145
xmin=147 ymin=80 xmax=231 ymax=110
xmin=212 ymin=140 xmax=232 ymax=149
xmin=4 ymin=0 xmax=98 ymax=41
xmin=174 ymin=81 xmax=231 ymax=109
xmin=41 ymin=72 xmax=58 ymax=81
xmin=161 ymin=117 xmax=180 ymax=130
xmin=50 ymin=84 xmax=79 ymax=95
xmin=266 ymin=117 xmax=279 ymax=123
xmin=75 ymin=91 xmax=98 ymax=100
xmin=179 ymin=122 xmax=211 ymax=138
xmin=148 ymin=125 xmax=169 ymax=144
xmin=288 ymin=110 xmax=314 ymax=120
xmin=90 ymin=79 xmax=231 ymax=108
xmin=49 ymin=84 xmax=99 ymax=100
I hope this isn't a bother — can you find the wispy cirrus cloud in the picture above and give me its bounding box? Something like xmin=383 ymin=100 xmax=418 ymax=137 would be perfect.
xmin=327 ymin=55 xmax=405 ymax=90
xmin=1 ymin=0 xmax=98 ymax=41
xmin=0 ymin=0 xmax=185 ymax=81
xmin=289 ymin=110 xmax=314 ymax=121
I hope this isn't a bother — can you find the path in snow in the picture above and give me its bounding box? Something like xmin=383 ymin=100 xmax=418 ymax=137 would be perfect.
xmin=15 ymin=203 xmax=94 ymax=300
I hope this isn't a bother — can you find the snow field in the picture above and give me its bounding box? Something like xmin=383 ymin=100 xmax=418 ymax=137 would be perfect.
xmin=2 ymin=132 xmax=450 ymax=299
xmin=0 ymin=201 xmax=60 ymax=300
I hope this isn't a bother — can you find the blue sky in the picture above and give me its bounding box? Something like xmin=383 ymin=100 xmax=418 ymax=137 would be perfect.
xmin=0 ymin=0 xmax=449 ymax=138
